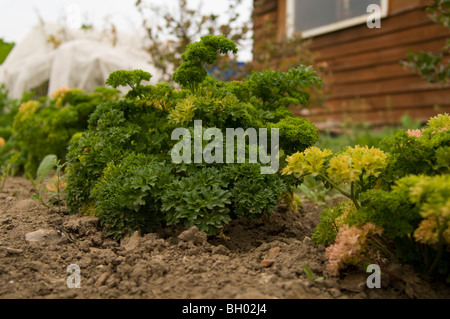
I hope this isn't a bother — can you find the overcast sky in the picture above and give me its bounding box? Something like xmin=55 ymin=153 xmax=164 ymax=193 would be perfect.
xmin=0 ymin=0 xmax=253 ymax=61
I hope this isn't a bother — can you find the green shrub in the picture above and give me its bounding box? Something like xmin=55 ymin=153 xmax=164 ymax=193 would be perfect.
xmin=287 ymin=113 xmax=450 ymax=280
xmin=65 ymin=90 xmax=183 ymax=214
xmin=65 ymin=35 xmax=321 ymax=238
xmin=355 ymin=174 xmax=450 ymax=278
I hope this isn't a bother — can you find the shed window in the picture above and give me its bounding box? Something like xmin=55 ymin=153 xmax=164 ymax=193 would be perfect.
xmin=287 ymin=0 xmax=388 ymax=38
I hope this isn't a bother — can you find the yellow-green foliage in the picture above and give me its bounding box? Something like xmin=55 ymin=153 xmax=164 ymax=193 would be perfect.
xmin=11 ymin=86 xmax=119 ymax=177
xmin=399 ymin=174 xmax=450 ymax=245
xmin=283 ymin=145 xmax=387 ymax=183
xmin=327 ymin=145 xmax=387 ymax=184
xmin=283 ymin=146 xmax=332 ymax=177
xmin=380 ymin=113 xmax=449 ymax=186
xmin=297 ymin=113 xmax=450 ymax=279
xmin=168 ymin=95 xmax=197 ymax=124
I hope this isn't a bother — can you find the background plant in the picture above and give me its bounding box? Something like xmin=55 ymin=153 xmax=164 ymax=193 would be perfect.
xmin=0 ymin=38 xmax=14 ymax=65
xmin=315 ymin=114 xmax=423 ymax=154
xmin=136 ymin=0 xmax=251 ymax=82
xmin=136 ymin=0 xmax=329 ymax=107
xmin=401 ymin=0 xmax=450 ymax=85
xmin=8 ymin=86 xmax=119 ymax=178
xmin=31 ymin=154 xmax=67 ymax=212
xmin=0 ymin=152 xmax=20 ymax=191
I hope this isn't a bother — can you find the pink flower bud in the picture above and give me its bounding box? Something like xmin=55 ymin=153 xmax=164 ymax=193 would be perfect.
xmin=407 ymin=129 xmax=422 ymax=138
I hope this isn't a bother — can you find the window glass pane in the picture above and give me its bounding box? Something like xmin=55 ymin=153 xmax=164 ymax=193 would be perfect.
xmin=295 ymin=0 xmax=382 ymax=32
xmin=347 ymin=0 xmax=381 ymax=17
xmin=295 ymin=0 xmax=337 ymax=31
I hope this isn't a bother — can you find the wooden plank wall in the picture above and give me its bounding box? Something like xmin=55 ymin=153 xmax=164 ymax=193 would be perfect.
xmin=253 ymin=0 xmax=450 ymax=128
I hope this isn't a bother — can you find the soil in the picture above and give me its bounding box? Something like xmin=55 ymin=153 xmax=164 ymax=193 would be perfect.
xmin=1 ymin=177 xmax=450 ymax=299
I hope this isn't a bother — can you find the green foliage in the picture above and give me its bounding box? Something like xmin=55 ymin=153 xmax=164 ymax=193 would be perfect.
xmin=400 ymin=114 xmax=423 ymax=130
xmin=312 ymin=200 xmax=356 ymax=245
xmin=315 ymin=115 xmax=423 ymax=154
xmin=402 ymin=49 xmax=449 ymax=84
xmin=401 ymin=0 xmax=450 ymax=85
xmin=0 ymin=152 xmax=20 ymax=191
xmin=354 ymin=189 xmax=421 ymax=240
xmin=283 ymin=145 xmax=388 ymax=210
xmin=0 ymin=39 xmax=14 ymax=65
xmin=65 ymin=36 xmax=321 ymax=239
xmin=65 ymin=87 xmax=184 ymax=213
xmin=427 ymin=0 xmax=450 ymax=27
xmin=65 ymin=110 xmax=147 ymax=212
xmin=302 ymin=264 xmax=324 ymax=282
xmin=11 ymin=86 xmax=119 ymax=177
xmin=32 ymin=155 xmax=67 ymax=211
xmin=168 ymin=90 xmax=259 ymax=130
xmin=311 ymin=206 xmax=342 ymax=246
xmin=272 ymin=116 xmax=319 ymax=155
xmin=224 ymin=163 xmax=286 ymax=219
xmin=105 ymin=69 xmax=152 ymax=100
xmin=91 ymin=153 xmax=172 ymax=240
xmin=380 ymin=113 xmax=450 ymax=186
xmin=0 ymin=86 xmax=36 ymax=175
xmin=0 ymin=84 xmax=21 ymax=140
xmin=162 ymin=167 xmax=231 ymax=235
xmin=245 ymin=66 xmax=322 ymax=110
xmin=34 ymin=154 xmax=58 ymax=190
xmin=297 ymin=175 xmax=340 ymax=209
xmin=303 ymin=113 xmax=450 ymax=279
xmin=354 ymin=175 xmax=450 ymax=277
xmin=172 ymin=35 xmax=237 ymax=92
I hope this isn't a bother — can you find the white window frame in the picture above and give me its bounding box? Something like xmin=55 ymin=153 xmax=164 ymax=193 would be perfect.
xmin=286 ymin=0 xmax=389 ymax=38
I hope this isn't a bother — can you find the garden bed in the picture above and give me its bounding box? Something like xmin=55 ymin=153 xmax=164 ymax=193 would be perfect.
xmin=1 ymin=176 xmax=449 ymax=299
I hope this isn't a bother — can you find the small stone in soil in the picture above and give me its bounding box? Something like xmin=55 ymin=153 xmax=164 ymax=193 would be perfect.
xmin=25 ymin=229 xmax=66 ymax=244
xmin=268 ymin=246 xmax=281 ymax=258
xmin=261 ymin=259 xmax=275 ymax=268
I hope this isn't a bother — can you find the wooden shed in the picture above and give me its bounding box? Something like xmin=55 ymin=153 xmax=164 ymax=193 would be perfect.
xmin=253 ymin=0 xmax=450 ymax=128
